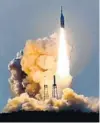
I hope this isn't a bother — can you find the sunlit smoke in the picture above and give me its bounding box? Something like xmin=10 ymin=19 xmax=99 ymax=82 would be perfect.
xmin=4 ymin=32 xmax=99 ymax=113
xmin=3 ymin=88 xmax=99 ymax=113
xmin=57 ymin=28 xmax=70 ymax=78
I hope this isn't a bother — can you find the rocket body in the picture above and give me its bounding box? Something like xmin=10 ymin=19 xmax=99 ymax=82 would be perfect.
xmin=60 ymin=6 xmax=65 ymax=28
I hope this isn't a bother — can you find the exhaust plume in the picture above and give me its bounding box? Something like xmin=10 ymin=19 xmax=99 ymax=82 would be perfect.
xmin=4 ymin=32 xmax=99 ymax=113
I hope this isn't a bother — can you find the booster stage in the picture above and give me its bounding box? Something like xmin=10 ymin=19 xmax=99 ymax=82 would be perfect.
xmin=60 ymin=6 xmax=65 ymax=28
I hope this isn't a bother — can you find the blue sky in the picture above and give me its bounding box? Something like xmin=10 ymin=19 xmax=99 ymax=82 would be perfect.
xmin=0 ymin=0 xmax=99 ymax=111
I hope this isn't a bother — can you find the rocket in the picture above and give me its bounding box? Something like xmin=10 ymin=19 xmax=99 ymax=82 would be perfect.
xmin=60 ymin=6 xmax=65 ymax=28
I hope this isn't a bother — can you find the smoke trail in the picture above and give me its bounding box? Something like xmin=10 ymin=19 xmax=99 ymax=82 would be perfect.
xmin=57 ymin=28 xmax=70 ymax=77
xmin=5 ymin=33 xmax=99 ymax=113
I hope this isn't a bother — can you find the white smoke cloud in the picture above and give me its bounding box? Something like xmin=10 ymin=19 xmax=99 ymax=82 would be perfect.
xmin=5 ymin=33 xmax=99 ymax=113
xmin=3 ymin=88 xmax=99 ymax=113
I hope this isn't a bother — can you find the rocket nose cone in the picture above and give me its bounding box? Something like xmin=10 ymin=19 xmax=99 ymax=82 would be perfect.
xmin=61 ymin=6 xmax=62 ymax=13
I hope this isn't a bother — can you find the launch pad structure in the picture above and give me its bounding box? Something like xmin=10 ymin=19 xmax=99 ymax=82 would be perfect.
xmin=43 ymin=53 xmax=58 ymax=100
xmin=44 ymin=75 xmax=58 ymax=100
xmin=43 ymin=56 xmax=49 ymax=100
xmin=52 ymin=75 xmax=58 ymax=99
xmin=44 ymin=82 xmax=49 ymax=100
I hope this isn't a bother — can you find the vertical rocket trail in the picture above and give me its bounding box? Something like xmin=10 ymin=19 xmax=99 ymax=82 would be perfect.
xmin=57 ymin=28 xmax=70 ymax=78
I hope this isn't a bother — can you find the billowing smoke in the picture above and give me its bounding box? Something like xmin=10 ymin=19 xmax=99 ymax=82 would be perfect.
xmin=8 ymin=51 xmax=26 ymax=96
xmin=4 ymin=33 xmax=99 ymax=113
xmin=8 ymin=50 xmax=41 ymax=98
xmin=3 ymin=88 xmax=99 ymax=113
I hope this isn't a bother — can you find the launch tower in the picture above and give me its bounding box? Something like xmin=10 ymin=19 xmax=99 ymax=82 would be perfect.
xmin=44 ymin=81 xmax=49 ymax=100
xmin=52 ymin=75 xmax=58 ymax=99
xmin=43 ymin=56 xmax=49 ymax=100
